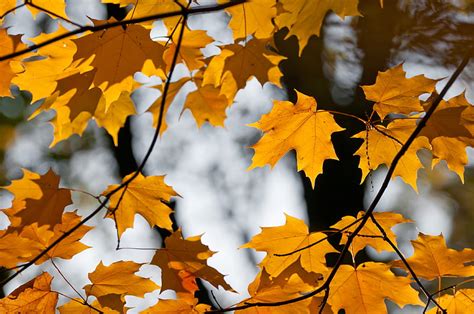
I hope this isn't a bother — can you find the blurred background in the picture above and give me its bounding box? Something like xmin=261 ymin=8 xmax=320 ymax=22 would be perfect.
xmin=0 ymin=0 xmax=473 ymax=312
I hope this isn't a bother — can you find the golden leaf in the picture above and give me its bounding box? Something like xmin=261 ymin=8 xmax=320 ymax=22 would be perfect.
xmin=328 ymin=262 xmax=423 ymax=313
xmin=392 ymin=233 xmax=474 ymax=280
xmin=242 ymin=214 xmax=337 ymax=277
xmin=362 ymin=64 xmax=437 ymax=119
xmin=102 ymin=173 xmax=177 ymax=237
xmin=331 ymin=211 xmax=411 ymax=254
xmin=249 ymin=91 xmax=344 ymax=187
xmin=0 ymin=272 xmax=58 ymax=313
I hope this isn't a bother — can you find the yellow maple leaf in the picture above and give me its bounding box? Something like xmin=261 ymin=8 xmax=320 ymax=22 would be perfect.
xmin=362 ymin=64 xmax=438 ymax=120
xmin=3 ymin=168 xmax=72 ymax=229
xmin=84 ymin=261 xmax=159 ymax=305
xmin=392 ymin=233 xmax=474 ymax=280
xmin=95 ymin=91 xmax=137 ymax=145
xmin=19 ymin=211 xmax=92 ymax=263
xmin=183 ymin=72 xmax=229 ymax=127
xmin=328 ymin=262 xmax=423 ymax=314
xmin=239 ymin=262 xmax=329 ymax=314
xmin=0 ymin=272 xmax=58 ymax=313
xmin=420 ymin=93 xmax=474 ymax=181
xmin=219 ymin=0 xmax=277 ymax=40
xmin=143 ymin=298 xmax=211 ymax=314
xmin=151 ymin=230 xmax=232 ymax=295
xmin=353 ymin=118 xmax=430 ymax=191
xmin=426 ymin=289 xmax=474 ymax=314
xmin=0 ymin=231 xmax=43 ymax=268
xmin=331 ymin=211 xmax=411 ymax=254
xmin=249 ymin=91 xmax=344 ymax=187
xmin=275 ymin=0 xmax=360 ymax=55
xmin=242 ymin=214 xmax=337 ymax=277
xmin=203 ymin=38 xmax=285 ymax=101
xmin=102 ymin=173 xmax=177 ymax=237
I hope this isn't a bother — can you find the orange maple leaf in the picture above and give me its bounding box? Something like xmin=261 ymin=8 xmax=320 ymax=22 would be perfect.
xmin=249 ymin=91 xmax=344 ymax=187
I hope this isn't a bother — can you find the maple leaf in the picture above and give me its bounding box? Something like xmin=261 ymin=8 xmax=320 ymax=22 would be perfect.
xmin=420 ymin=92 xmax=474 ymax=181
xmin=151 ymin=230 xmax=232 ymax=295
xmin=331 ymin=211 xmax=411 ymax=254
xmin=0 ymin=272 xmax=58 ymax=313
xmin=426 ymin=289 xmax=474 ymax=314
xmin=249 ymin=91 xmax=344 ymax=187
xmin=328 ymin=262 xmax=423 ymax=313
xmin=95 ymin=91 xmax=137 ymax=145
xmin=362 ymin=64 xmax=438 ymax=120
xmin=238 ymin=262 xmax=329 ymax=314
xmin=392 ymin=233 xmax=474 ymax=280
xmin=353 ymin=118 xmax=430 ymax=191
xmin=143 ymin=298 xmax=211 ymax=314
xmin=219 ymin=0 xmax=277 ymax=40
xmin=0 ymin=29 xmax=26 ymax=97
xmin=19 ymin=211 xmax=92 ymax=263
xmin=102 ymin=173 xmax=177 ymax=237
xmin=275 ymin=0 xmax=360 ymax=54
xmin=183 ymin=72 xmax=229 ymax=127
xmin=84 ymin=261 xmax=159 ymax=311
xmin=242 ymin=214 xmax=337 ymax=277
xmin=0 ymin=231 xmax=43 ymax=268
xmin=203 ymin=38 xmax=285 ymax=101
xmin=3 ymin=168 xmax=72 ymax=229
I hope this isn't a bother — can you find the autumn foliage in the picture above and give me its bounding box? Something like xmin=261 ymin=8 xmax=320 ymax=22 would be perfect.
xmin=0 ymin=0 xmax=473 ymax=313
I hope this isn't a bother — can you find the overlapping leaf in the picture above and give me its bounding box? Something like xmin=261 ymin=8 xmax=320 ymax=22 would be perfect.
xmin=328 ymin=262 xmax=423 ymax=314
xmin=331 ymin=211 xmax=411 ymax=254
xmin=242 ymin=214 xmax=337 ymax=277
xmin=275 ymin=0 xmax=360 ymax=54
xmin=392 ymin=233 xmax=474 ymax=280
xmin=151 ymin=230 xmax=232 ymax=295
xmin=363 ymin=64 xmax=438 ymax=119
xmin=0 ymin=272 xmax=58 ymax=313
xmin=102 ymin=173 xmax=177 ymax=237
xmin=84 ymin=261 xmax=159 ymax=312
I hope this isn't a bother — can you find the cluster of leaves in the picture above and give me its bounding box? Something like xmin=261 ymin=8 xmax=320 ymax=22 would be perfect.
xmin=0 ymin=0 xmax=473 ymax=313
